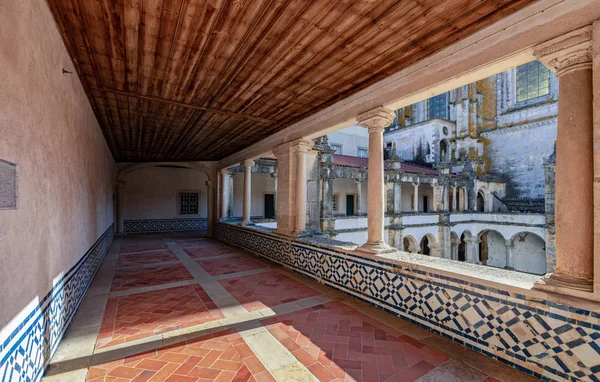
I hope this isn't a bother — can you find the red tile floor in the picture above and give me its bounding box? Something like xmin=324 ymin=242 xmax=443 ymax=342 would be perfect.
xmin=62 ymin=232 xmax=539 ymax=382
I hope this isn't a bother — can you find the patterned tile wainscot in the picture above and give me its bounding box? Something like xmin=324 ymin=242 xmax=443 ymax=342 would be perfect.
xmin=123 ymin=218 xmax=208 ymax=233
xmin=214 ymin=222 xmax=600 ymax=382
xmin=0 ymin=225 xmax=114 ymax=382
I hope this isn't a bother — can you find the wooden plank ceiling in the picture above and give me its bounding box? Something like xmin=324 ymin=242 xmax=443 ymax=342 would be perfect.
xmin=47 ymin=0 xmax=535 ymax=162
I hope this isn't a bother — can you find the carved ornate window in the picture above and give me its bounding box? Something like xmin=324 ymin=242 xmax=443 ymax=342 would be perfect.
xmin=516 ymin=61 xmax=550 ymax=102
xmin=428 ymin=93 xmax=448 ymax=120
xmin=178 ymin=192 xmax=199 ymax=214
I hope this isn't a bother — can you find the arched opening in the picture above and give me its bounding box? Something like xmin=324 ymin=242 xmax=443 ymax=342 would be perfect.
xmin=478 ymin=230 xmax=506 ymax=267
xmin=477 ymin=191 xmax=485 ymax=212
xmin=420 ymin=235 xmax=434 ymax=256
xmin=439 ymin=139 xmax=450 ymax=162
xmin=458 ymin=231 xmax=471 ymax=262
xmin=403 ymin=236 xmax=418 ymax=254
xmin=511 ymin=232 xmax=546 ymax=275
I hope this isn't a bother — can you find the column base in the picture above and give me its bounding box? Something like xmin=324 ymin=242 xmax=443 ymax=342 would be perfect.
xmin=355 ymin=241 xmax=397 ymax=255
xmin=534 ymin=272 xmax=593 ymax=293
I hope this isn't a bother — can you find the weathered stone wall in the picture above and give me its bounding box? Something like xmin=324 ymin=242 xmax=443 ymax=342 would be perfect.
xmin=481 ymin=121 xmax=557 ymax=198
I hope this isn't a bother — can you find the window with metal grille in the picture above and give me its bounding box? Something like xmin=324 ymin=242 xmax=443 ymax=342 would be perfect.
xmin=331 ymin=144 xmax=342 ymax=155
xmin=179 ymin=192 xmax=199 ymax=214
xmin=516 ymin=61 xmax=550 ymax=102
xmin=332 ymin=194 xmax=339 ymax=211
xmin=358 ymin=148 xmax=368 ymax=158
xmin=428 ymin=94 xmax=448 ymax=120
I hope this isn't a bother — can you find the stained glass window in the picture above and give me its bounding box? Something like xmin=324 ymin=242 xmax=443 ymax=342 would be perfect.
xmin=516 ymin=61 xmax=550 ymax=102
xmin=428 ymin=94 xmax=448 ymax=119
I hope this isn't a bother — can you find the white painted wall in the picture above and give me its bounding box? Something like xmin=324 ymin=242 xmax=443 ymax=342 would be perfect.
xmin=513 ymin=233 xmax=546 ymax=275
xmin=327 ymin=125 xmax=368 ymax=156
xmin=123 ymin=166 xmax=208 ymax=220
xmin=332 ymin=178 xmax=367 ymax=215
xmin=483 ymin=231 xmax=507 ymax=268
xmin=233 ymin=172 xmax=276 ymax=218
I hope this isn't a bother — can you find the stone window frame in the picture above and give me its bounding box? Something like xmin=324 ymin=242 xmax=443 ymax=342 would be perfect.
xmin=332 ymin=193 xmax=340 ymax=212
xmin=497 ymin=62 xmax=558 ymax=115
xmin=357 ymin=147 xmax=368 ymax=158
xmin=331 ymin=143 xmax=343 ymax=155
xmin=177 ymin=190 xmax=200 ymax=215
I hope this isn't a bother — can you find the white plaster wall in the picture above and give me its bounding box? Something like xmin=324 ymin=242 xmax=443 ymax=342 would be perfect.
xmin=327 ymin=125 xmax=369 ymax=156
xmin=123 ymin=167 xmax=208 ymax=220
xmin=332 ymin=178 xmax=365 ymax=215
xmin=400 ymin=183 xmax=434 ymax=211
xmin=233 ymin=172 xmax=275 ymax=218
xmin=513 ymin=233 xmax=546 ymax=275
xmin=483 ymin=231 xmax=507 ymax=268
xmin=0 ymin=1 xmax=115 ymax=329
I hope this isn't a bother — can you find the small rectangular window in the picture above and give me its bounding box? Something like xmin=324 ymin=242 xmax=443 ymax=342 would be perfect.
xmin=516 ymin=61 xmax=550 ymax=102
xmin=179 ymin=192 xmax=199 ymax=214
xmin=331 ymin=144 xmax=342 ymax=155
xmin=332 ymin=194 xmax=339 ymax=211
xmin=358 ymin=148 xmax=368 ymax=158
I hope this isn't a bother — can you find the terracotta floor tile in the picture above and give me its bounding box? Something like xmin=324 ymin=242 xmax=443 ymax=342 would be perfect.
xmin=219 ymin=271 xmax=320 ymax=311
xmin=184 ymin=246 xmax=242 ymax=259
xmin=87 ymin=329 xmax=267 ymax=382
xmin=120 ymin=241 xmax=168 ymax=254
xmin=117 ymin=250 xmax=179 ymax=268
xmin=110 ymin=264 xmax=193 ymax=292
xmin=197 ymin=255 xmax=267 ymax=276
xmin=97 ymin=285 xmax=224 ymax=348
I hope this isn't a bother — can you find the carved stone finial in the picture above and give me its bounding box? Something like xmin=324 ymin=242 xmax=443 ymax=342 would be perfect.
xmin=533 ymin=26 xmax=592 ymax=77
xmin=357 ymin=106 xmax=395 ymax=132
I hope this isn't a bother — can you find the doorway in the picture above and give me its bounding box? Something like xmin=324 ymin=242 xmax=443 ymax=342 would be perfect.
xmin=264 ymin=194 xmax=275 ymax=218
xmin=423 ymin=196 xmax=428 ymax=213
xmin=346 ymin=194 xmax=355 ymax=216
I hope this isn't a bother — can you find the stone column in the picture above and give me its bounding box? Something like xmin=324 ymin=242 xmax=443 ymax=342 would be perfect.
xmin=505 ymin=239 xmax=515 ymax=270
xmin=293 ymin=140 xmax=312 ymax=235
xmin=356 ymin=106 xmax=396 ymax=254
xmin=412 ymin=182 xmax=419 ymax=212
xmin=463 ymin=187 xmax=469 ymax=212
xmin=465 ymin=237 xmax=481 ymax=264
xmin=534 ymin=26 xmax=594 ymax=293
xmin=116 ymin=181 xmax=125 ymax=234
xmin=241 ymin=160 xmax=254 ymax=225
xmin=431 ymin=184 xmax=438 ymax=212
xmin=355 ymin=179 xmax=362 ymax=215
xmin=220 ymin=168 xmax=233 ymax=221
xmin=451 ymin=185 xmax=457 ymax=212
xmin=273 ymin=143 xmax=295 ymax=237
xmin=271 ymin=171 xmax=278 ymax=217
xmin=216 ymin=172 xmax=222 ymax=219
xmin=206 ymin=180 xmax=215 ymax=236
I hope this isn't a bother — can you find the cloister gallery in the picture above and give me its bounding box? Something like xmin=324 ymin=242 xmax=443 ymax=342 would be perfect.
xmin=1 ymin=1 xmax=600 ymax=381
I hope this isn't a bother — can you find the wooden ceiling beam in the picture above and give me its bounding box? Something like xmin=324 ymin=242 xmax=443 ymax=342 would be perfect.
xmin=99 ymin=87 xmax=274 ymax=124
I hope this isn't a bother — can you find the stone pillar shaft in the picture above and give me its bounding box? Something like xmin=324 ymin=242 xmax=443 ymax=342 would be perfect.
xmin=412 ymin=182 xmax=419 ymax=212
xmin=220 ymin=169 xmax=232 ymax=220
xmin=356 ymin=180 xmax=362 ymax=214
xmin=242 ymin=160 xmax=254 ymax=225
xmin=206 ymin=181 xmax=215 ymax=236
xmin=356 ymin=106 xmax=396 ymax=254
xmin=451 ymin=186 xmax=457 ymax=212
xmin=272 ymin=172 xmax=278 ymax=217
xmin=535 ymin=26 xmax=594 ymax=293
xmin=505 ymin=240 xmax=515 ymax=270
xmin=465 ymin=238 xmax=480 ymax=264
xmin=293 ymin=142 xmax=311 ymax=235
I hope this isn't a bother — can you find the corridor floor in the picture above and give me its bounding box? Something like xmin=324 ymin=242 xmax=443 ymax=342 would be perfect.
xmin=43 ymin=232 xmax=540 ymax=382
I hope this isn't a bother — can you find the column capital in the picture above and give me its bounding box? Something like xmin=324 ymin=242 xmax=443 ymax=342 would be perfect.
xmin=270 ymin=171 xmax=277 ymax=179
xmin=354 ymin=178 xmax=363 ymax=184
xmin=243 ymin=159 xmax=255 ymax=169
xmin=206 ymin=180 xmax=215 ymax=188
xmin=357 ymin=106 xmax=395 ymax=132
xmin=534 ymin=25 xmax=592 ymax=77
xmin=412 ymin=181 xmax=420 ymax=187
xmin=290 ymin=139 xmax=313 ymax=153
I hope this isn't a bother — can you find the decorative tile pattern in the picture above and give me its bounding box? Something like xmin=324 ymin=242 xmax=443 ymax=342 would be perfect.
xmin=96 ymin=285 xmax=224 ymax=349
xmin=196 ymin=255 xmax=267 ymax=276
xmin=184 ymin=246 xmax=242 ymax=260
xmin=0 ymin=225 xmax=114 ymax=382
xmin=262 ymin=301 xmax=449 ymax=381
xmin=87 ymin=329 xmax=275 ymax=382
xmin=111 ymin=264 xmax=193 ymax=292
xmin=215 ymin=223 xmax=600 ymax=382
xmin=116 ymin=250 xmax=178 ymax=268
xmin=220 ymin=271 xmax=321 ymax=311
xmin=124 ymin=218 xmax=208 ymax=233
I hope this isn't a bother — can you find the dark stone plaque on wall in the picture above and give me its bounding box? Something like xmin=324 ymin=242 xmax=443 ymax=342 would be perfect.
xmin=0 ymin=159 xmax=18 ymax=209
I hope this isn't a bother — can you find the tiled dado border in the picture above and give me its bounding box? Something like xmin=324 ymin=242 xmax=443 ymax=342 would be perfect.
xmin=123 ymin=218 xmax=208 ymax=233
xmin=215 ymin=223 xmax=600 ymax=382
xmin=0 ymin=225 xmax=114 ymax=382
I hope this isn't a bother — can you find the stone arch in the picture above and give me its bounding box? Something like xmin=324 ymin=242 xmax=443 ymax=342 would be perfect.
xmin=477 ymin=190 xmax=486 ymax=212
xmin=439 ymin=139 xmax=451 ymax=162
xmin=458 ymin=230 xmax=472 ymax=262
xmin=510 ymin=232 xmax=546 ymax=275
xmin=478 ymin=229 xmax=506 ymax=267
xmin=419 ymin=233 xmax=436 ymax=256
xmin=403 ymin=236 xmax=419 ymax=254
xmin=117 ymin=161 xmax=216 ymax=182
